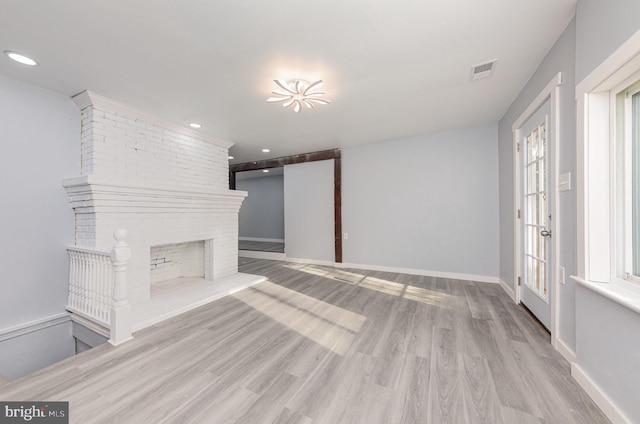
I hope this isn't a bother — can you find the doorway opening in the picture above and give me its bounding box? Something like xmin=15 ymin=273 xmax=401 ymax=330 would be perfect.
xmin=512 ymin=73 xmax=561 ymax=346
xmin=230 ymin=149 xmax=342 ymax=263
xmin=236 ymin=167 xmax=285 ymax=257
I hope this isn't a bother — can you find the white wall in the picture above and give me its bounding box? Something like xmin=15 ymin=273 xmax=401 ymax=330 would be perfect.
xmin=498 ymin=19 xmax=577 ymax=350
xmin=0 ymin=75 xmax=78 ymax=379
xmin=284 ymin=160 xmax=334 ymax=263
xmin=342 ymin=124 xmax=499 ymax=280
xmin=237 ymin=175 xmax=285 ymax=240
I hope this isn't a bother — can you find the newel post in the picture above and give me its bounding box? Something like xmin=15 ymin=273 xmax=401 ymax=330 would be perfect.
xmin=109 ymin=229 xmax=133 ymax=345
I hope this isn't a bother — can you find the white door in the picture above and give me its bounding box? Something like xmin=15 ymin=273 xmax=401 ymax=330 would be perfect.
xmin=520 ymin=100 xmax=551 ymax=330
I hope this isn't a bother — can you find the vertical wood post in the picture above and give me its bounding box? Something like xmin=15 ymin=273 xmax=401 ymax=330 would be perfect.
xmin=334 ymin=155 xmax=342 ymax=263
xmin=109 ymin=229 xmax=133 ymax=345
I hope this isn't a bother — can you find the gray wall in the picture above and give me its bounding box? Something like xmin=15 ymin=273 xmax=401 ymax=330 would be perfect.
xmin=572 ymin=1 xmax=640 ymax=421
xmin=575 ymin=286 xmax=640 ymax=422
xmin=499 ymin=5 xmax=640 ymax=420
xmin=0 ymin=75 xmax=79 ymax=379
xmin=237 ymin=175 xmax=285 ymax=240
xmin=342 ymin=124 xmax=499 ymax=278
xmin=0 ymin=322 xmax=75 ymax=381
xmin=284 ymin=160 xmax=334 ymax=263
xmin=498 ymin=19 xmax=577 ymax=349
xmin=575 ymin=0 xmax=640 ymax=83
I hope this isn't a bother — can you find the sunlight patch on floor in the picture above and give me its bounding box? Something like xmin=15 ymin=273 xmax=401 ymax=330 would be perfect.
xmin=232 ymin=281 xmax=365 ymax=355
xmin=253 ymin=281 xmax=366 ymax=333
xmin=283 ymin=264 xmax=451 ymax=307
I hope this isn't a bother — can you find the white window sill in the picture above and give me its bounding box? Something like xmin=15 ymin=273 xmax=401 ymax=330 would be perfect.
xmin=571 ymin=275 xmax=640 ymax=315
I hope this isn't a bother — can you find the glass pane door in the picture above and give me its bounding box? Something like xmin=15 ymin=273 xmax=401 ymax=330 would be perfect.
xmin=524 ymin=121 xmax=549 ymax=300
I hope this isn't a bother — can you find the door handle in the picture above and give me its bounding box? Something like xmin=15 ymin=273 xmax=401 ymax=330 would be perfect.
xmin=540 ymin=230 xmax=552 ymax=237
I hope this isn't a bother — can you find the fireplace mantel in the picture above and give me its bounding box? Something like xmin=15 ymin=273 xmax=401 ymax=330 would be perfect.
xmin=63 ymin=175 xmax=247 ymax=211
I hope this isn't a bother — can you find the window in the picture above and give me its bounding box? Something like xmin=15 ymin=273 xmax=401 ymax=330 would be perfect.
xmin=575 ymin=35 xmax=640 ymax=301
xmin=619 ymin=80 xmax=640 ymax=282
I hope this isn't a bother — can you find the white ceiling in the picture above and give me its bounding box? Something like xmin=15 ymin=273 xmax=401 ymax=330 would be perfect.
xmin=0 ymin=0 xmax=576 ymax=164
xmin=236 ymin=167 xmax=284 ymax=181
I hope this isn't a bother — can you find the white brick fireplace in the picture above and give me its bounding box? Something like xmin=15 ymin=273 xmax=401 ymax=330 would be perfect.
xmin=63 ymin=91 xmax=257 ymax=325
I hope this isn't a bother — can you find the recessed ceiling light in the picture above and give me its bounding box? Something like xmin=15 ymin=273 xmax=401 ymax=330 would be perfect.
xmin=228 ymin=156 xmax=234 ymax=160
xmin=267 ymin=79 xmax=330 ymax=113
xmin=189 ymin=123 xmax=202 ymax=128
xmin=262 ymin=148 xmax=270 ymax=153
xmin=263 ymin=169 xmax=269 ymax=173
xmin=4 ymin=51 xmax=38 ymax=66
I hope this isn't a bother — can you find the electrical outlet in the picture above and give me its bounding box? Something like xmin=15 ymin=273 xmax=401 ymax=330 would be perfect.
xmin=559 ymin=266 xmax=565 ymax=284
xmin=344 ymin=232 xmax=349 ymax=240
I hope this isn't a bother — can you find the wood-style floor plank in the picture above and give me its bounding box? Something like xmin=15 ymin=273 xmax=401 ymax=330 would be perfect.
xmin=428 ymin=327 xmax=465 ymax=424
xmin=0 ymin=258 xmax=610 ymax=424
xmin=391 ymin=354 xmax=430 ymax=424
xmin=459 ymin=353 xmax=504 ymax=423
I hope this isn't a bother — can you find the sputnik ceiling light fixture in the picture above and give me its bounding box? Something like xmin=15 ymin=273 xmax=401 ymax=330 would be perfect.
xmin=267 ymin=79 xmax=330 ymax=113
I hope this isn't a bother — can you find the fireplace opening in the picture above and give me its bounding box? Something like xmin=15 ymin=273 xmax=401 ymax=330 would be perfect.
xmin=150 ymin=241 xmax=206 ymax=284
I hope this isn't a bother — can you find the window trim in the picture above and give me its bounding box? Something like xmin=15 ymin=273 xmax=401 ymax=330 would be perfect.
xmin=623 ymin=83 xmax=640 ymax=281
xmin=620 ymin=81 xmax=640 ymax=282
xmin=574 ymin=29 xmax=640 ymax=311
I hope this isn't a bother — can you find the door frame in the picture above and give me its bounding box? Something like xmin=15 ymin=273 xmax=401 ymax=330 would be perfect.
xmin=512 ymin=73 xmax=562 ymax=347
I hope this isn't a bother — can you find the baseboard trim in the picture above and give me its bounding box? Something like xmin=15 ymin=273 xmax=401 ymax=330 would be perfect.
xmin=0 ymin=313 xmax=71 ymax=342
xmin=498 ymin=278 xmax=517 ymax=302
xmin=286 ymin=257 xmax=335 ymax=267
xmin=244 ymin=255 xmax=502 ymax=287
xmin=571 ymin=363 xmax=630 ymax=424
xmin=555 ymin=338 xmax=576 ymax=363
xmin=239 ymin=237 xmax=285 ymax=243
xmin=239 ymin=250 xmax=286 ymax=261
xmin=336 ymin=262 xmax=499 ymax=284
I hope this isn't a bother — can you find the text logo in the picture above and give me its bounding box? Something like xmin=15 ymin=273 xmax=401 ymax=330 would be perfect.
xmin=0 ymin=402 xmax=68 ymax=424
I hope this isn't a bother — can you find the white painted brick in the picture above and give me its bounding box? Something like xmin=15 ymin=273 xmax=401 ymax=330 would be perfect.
xmin=67 ymin=99 xmax=243 ymax=304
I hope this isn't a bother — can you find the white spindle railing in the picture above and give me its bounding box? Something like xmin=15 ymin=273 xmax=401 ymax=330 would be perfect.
xmin=67 ymin=229 xmax=133 ymax=345
xmin=67 ymin=247 xmax=114 ymax=326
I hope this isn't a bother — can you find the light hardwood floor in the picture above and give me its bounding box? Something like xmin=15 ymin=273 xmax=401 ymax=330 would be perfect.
xmin=0 ymin=258 xmax=610 ymax=424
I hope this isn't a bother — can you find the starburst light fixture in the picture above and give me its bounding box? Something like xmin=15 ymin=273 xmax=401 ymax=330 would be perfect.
xmin=267 ymin=79 xmax=330 ymax=113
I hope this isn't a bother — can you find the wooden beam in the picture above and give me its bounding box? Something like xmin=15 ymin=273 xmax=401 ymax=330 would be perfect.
xmin=231 ymin=148 xmax=343 ymax=263
xmin=229 ymin=170 xmax=236 ymax=190
xmin=229 ymin=149 xmax=340 ymax=173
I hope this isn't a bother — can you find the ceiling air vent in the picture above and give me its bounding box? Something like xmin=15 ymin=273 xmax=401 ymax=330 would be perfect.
xmin=470 ymin=59 xmax=498 ymax=81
